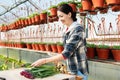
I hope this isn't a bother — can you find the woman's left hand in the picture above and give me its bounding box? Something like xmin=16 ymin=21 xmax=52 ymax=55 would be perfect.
xmin=31 ymin=58 xmax=46 ymax=67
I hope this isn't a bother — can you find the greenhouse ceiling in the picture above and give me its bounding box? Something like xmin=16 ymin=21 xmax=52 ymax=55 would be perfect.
xmin=0 ymin=0 xmax=67 ymax=25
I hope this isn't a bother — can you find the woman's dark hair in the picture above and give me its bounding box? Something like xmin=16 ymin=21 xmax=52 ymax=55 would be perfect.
xmin=57 ymin=4 xmax=77 ymax=21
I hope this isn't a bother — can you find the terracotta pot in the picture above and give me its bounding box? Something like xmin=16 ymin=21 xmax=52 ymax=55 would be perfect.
xmin=28 ymin=18 xmax=32 ymax=25
xmin=81 ymin=0 xmax=92 ymax=11
xmin=92 ymin=0 xmax=104 ymax=9
xmin=111 ymin=5 xmax=120 ymax=12
xmin=40 ymin=13 xmax=47 ymax=21
xmin=69 ymin=3 xmax=77 ymax=12
xmin=25 ymin=19 xmax=29 ymax=26
xmin=87 ymin=47 xmax=95 ymax=59
xmin=57 ymin=45 xmax=64 ymax=53
xmin=31 ymin=17 xmax=35 ymax=25
xmin=45 ymin=44 xmax=52 ymax=52
xmin=106 ymin=0 xmax=118 ymax=6
xmin=19 ymin=43 xmax=26 ymax=48
xmin=21 ymin=19 xmax=25 ymax=28
xmin=111 ymin=49 xmax=120 ymax=62
xmin=39 ymin=44 xmax=46 ymax=51
xmin=26 ymin=43 xmax=32 ymax=49
xmin=34 ymin=44 xmax=40 ymax=50
xmin=50 ymin=8 xmax=57 ymax=16
xmin=51 ymin=44 xmax=58 ymax=53
xmin=32 ymin=43 xmax=36 ymax=50
xmin=96 ymin=48 xmax=110 ymax=60
xmin=34 ymin=15 xmax=40 ymax=25
xmin=78 ymin=7 xmax=83 ymax=12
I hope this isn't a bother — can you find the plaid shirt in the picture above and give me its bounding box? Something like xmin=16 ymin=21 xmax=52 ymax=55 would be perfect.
xmin=62 ymin=22 xmax=89 ymax=75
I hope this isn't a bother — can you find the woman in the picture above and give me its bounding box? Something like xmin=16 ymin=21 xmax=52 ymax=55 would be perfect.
xmin=31 ymin=4 xmax=89 ymax=80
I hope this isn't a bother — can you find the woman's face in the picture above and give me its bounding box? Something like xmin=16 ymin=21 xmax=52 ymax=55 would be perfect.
xmin=57 ymin=11 xmax=71 ymax=26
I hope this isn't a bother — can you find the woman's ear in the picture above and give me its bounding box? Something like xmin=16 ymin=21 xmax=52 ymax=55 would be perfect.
xmin=68 ymin=12 xmax=72 ymax=18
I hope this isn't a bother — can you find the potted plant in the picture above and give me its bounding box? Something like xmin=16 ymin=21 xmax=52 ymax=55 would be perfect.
xmin=26 ymin=42 xmax=32 ymax=49
xmin=91 ymin=0 xmax=105 ymax=10
xmin=44 ymin=42 xmax=52 ymax=52
xmin=33 ymin=12 xmax=41 ymax=25
xmin=68 ymin=1 xmax=77 ymax=12
xmin=96 ymin=44 xmax=110 ymax=60
xmin=106 ymin=0 xmax=119 ymax=6
xmin=50 ymin=43 xmax=58 ymax=53
xmin=49 ymin=5 xmax=57 ymax=17
xmin=18 ymin=42 xmax=26 ymax=48
xmin=86 ymin=43 xmax=96 ymax=59
xmin=39 ymin=42 xmax=46 ymax=51
xmin=40 ymin=10 xmax=47 ymax=23
xmin=81 ymin=0 xmax=92 ymax=11
xmin=76 ymin=2 xmax=87 ymax=16
xmin=111 ymin=45 xmax=120 ymax=62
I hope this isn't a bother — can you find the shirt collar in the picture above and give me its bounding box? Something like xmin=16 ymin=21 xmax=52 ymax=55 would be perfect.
xmin=66 ymin=21 xmax=80 ymax=33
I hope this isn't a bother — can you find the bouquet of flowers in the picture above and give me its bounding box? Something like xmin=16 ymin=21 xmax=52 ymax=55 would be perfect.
xmin=20 ymin=64 xmax=58 ymax=79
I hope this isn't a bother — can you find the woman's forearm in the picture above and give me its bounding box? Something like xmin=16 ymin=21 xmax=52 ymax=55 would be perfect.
xmin=46 ymin=54 xmax=65 ymax=63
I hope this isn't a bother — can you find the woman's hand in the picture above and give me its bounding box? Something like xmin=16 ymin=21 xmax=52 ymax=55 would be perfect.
xmin=31 ymin=58 xmax=46 ymax=67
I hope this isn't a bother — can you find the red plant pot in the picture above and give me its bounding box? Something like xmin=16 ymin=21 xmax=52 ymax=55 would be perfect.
xmin=87 ymin=47 xmax=95 ymax=59
xmin=26 ymin=43 xmax=32 ymax=49
xmin=57 ymin=45 xmax=64 ymax=54
xmin=81 ymin=0 xmax=92 ymax=11
xmin=111 ymin=49 xmax=120 ymax=62
xmin=96 ymin=48 xmax=110 ymax=60
xmin=68 ymin=3 xmax=77 ymax=12
xmin=39 ymin=44 xmax=46 ymax=51
xmin=50 ymin=8 xmax=57 ymax=16
xmin=92 ymin=0 xmax=104 ymax=9
xmin=51 ymin=44 xmax=58 ymax=53
xmin=45 ymin=44 xmax=52 ymax=52
xmin=106 ymin=0 xmax=118 ymax=6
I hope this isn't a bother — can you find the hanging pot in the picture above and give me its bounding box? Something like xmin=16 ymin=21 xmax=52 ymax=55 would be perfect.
xmin=81 ymin=0 xmax=92 ymax=11
xmin=106 ymin=0 xmax=118 ymax=6
xmin=111 ymin=5 xmax=120 ymax=12
xmin=69 ymin=3 xmax=77 ymax=12
xmin=50 ymin=8 xmax=57 ymax=16
xmin=92 ymin=0 xmax=104 ymax=10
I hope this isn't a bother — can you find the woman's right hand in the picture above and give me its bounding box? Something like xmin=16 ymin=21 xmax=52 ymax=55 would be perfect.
xmin=31 ymin=58 xmax=46 ymax=67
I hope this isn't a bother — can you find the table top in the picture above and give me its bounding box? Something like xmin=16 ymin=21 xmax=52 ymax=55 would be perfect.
xmin=0 ymin=68 xmax=76 ymax=80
